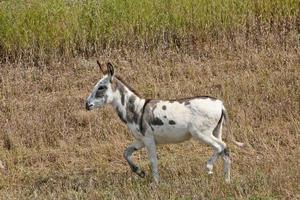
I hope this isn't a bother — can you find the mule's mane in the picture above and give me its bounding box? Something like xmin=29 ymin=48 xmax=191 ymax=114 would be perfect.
xmin=114 ymin=75 xmax=216 ymax=101
xmin=115 ymin=75 xmax=141 ymax=97
xmin=168 ymin=95 xmax=218 ymax=102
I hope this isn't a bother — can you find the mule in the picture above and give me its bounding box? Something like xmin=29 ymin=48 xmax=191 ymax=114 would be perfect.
xmin=85 ymin=61 xmax=243 ymax=183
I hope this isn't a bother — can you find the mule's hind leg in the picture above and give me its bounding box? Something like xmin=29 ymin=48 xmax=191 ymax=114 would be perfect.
xmin=211 ymin=113 xmax=231 ymax=182
xmin=124 ymin=140 xmax=145 ymax=178
xmin=207 ymin=151 xmax=219 ymax=175
xmin=209 ymin=121 xmax=224 ymax=174
xmin=221 ymin=148 xmax=231 ymax=183
xmin=191 ymin=129 xmax=231 ymax=182
xmin=190 ymin=129 xmax=224 ymax=173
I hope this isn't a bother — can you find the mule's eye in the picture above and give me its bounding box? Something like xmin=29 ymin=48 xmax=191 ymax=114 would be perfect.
xmin=98 ymin=86 xmax=107 ymax=90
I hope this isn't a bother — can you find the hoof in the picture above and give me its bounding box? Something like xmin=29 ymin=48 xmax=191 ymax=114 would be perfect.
xmin=136 ymin=169 xmax=145 ymax=178
xmin=206 ymin=164 xmax=213 ymax=175
xmin=154 ymin=177 xmax=160 ymax=184
xmin=225 ymin=177 xmax=231 ymax=183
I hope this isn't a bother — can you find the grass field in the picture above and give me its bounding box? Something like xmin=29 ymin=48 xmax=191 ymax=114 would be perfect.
xmin=0 ymin=0 xmax=299 ymax=59
xmin=0 ymin=0 xmax=300 ymax=199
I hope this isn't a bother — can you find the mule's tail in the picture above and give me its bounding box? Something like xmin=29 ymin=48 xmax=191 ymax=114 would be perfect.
xmin=222 ymin=106 xmax=244 ymax=148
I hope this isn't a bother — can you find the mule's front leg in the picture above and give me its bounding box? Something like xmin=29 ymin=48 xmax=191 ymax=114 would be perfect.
xmin=144 ymin=138 xmax=160 ymax=184
xmin=124 ymin=140 xmax=145 ymax=178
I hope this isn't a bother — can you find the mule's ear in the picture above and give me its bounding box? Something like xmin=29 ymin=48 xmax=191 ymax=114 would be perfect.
xmin=107 ymin=62 xmax=115 ymax=81
xmin=96 ymin=60 xmax=105 ymax=73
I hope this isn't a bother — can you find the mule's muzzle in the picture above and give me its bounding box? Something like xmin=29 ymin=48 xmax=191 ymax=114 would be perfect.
xmin=85 ymin=102 xmax=93 ymax=110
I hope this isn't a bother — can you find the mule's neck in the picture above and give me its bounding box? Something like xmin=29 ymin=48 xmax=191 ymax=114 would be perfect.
xmin=111 ymin=77 xmax=146 ymax=125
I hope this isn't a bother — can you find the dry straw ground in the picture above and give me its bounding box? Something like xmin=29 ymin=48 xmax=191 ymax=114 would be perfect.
xmin=1 ymin=38 xmax=299 ymax=199
xmin=0 ymin=0 xmax=300 ymax=199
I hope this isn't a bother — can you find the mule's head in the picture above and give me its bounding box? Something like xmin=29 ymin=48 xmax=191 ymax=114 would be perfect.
xmin=86 ymin=61 xmax=115 ymax=110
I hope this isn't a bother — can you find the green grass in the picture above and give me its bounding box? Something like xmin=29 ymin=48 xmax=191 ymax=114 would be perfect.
xmin=0 ymin=0 xmax=299 ymax=58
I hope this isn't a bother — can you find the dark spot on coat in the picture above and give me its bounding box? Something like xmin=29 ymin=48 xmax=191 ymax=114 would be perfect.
xmin=140 ymin=99 xmax=151 ymax=135
xmin=163 ymin=116 xmax=167 ymax=118
xmin=162 ymin=105 xmax=167 ymax=110
xmin=140 ymin=99 xmax=161 ymax=133
xmin=141 ymin=100 xmax=155 ymax=134
xmin=169 ymin=120 xmax=176 ymax=125
xmin=126 ymin=95 xmax=140 ymax=124
xmin=129 ymin=95 xmax=136 ymax=104
xmin=117 ymin=82 xmax=126 ymax=105
xmin=184 ymin=101 xmax=190 ymax=105
xmin=151 ymin=117 xmax=164 ymax=126
xmin=121 ymin=92 xmax=125 ymax=105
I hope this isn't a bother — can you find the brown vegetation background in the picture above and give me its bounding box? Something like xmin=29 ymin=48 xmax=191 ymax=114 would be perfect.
xmin=0 ymin=0 xmax=300 ymax=199
xmin=1 ymin=40 xmax=299 ymax=199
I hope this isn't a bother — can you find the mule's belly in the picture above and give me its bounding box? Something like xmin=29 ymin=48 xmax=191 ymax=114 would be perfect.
xmin=154 ymin=129 xmax=191 ymax=144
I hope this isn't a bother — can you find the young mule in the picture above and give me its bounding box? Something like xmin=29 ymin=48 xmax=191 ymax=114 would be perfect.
xmin=86 ymin=61 xmax=243 ymax=183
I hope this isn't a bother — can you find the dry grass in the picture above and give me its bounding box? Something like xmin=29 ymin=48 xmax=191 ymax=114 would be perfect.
xmin=0 ymin=35 xmax=299 ymax=199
